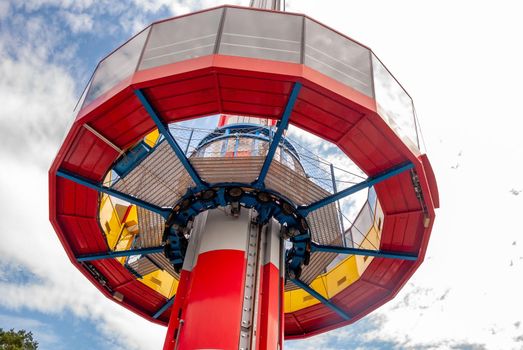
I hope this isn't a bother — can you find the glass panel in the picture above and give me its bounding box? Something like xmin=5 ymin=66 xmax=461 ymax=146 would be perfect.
xmin=348 ymin=201 xmax=373 ymax=247
xmin=372 ymin=54 xmax=419 ymax=150
xmin=197 ymin=139 xmax=223 ymax=157
xmin=85 ymin=28 xmax=149 ymax=105
xmin=368 ymin=187 xmax=377 ymax=211
xmin=236 ymin=137 xmax=253 ymax=157
xmin=139 ymin=9 xmax=223 ymax=70
xmin=355 ymin=202 xmax=373 ymax=236
xmin=280 ymin=149 xmax=294 ymax=170
xmin=224 ymin=136 xmax=236 ymax=157
xmin=304 ymin=19 xmax=373 ymax=97
xmin=219 ymin=8 xmax=302 ymax=63
xmin=413 ymin=106 xmax=425 ymax=153
xmin=76 ymin=77 xmax=92 ymax=112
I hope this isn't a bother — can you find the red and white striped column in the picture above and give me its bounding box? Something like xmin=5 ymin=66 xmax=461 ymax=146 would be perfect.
xmin=163 ymin=208 xmax=284 ymax=350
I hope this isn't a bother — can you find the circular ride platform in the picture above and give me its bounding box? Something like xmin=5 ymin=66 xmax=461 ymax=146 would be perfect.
xmin=49 ymin=5 xmax=439 ymax=346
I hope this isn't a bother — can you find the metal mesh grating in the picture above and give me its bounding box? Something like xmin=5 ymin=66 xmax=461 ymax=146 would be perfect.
xmin=136 ymin=207 xmax=164 ymax=248
xmin=265 ymin=161 xmax=329 ymax=205
xmin=308 ymin=205 xmax=342 ymax=244
xmin=190 ymin=156 xmax=264 ymax=184
xmin=113 ymin=141 xmax=193 ymax=208
xmin=129 ymin=256 xmax=159 ymax=276
xmin=127 ymin=254 xmax=180 ymax=279
xmin=148 ymin=253 xmax=180 ymax=279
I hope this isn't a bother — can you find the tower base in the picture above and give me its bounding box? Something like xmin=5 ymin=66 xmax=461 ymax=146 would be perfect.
xmin=163 ymin=208 xmax=284 ymax=350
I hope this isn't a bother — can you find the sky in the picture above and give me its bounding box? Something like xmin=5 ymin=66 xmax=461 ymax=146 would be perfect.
xmin=1 ymin=0 xmax=523 ymax=349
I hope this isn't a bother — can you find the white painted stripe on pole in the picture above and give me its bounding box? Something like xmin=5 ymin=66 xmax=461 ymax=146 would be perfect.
xmin=197 ymin=209 xmax=250 ymax=255
xmin=263 ymin=219 xmax=281 ymax=268
xmin=181 ymin=211 xmax=208 ymax=272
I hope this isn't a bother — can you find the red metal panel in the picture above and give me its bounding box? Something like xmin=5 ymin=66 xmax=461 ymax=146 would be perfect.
xmin=56 ymin=216 xmax=89 ymax=253
xmin=89 ymin=93 xmax=143 ymax=131
xmin=344 ymin=120 xmax=395 ymax=173
xmin=61 ymin=127 xmax=96 ymax=175
xmin=175 ymin=250 xmax=246 ymax=350
xmin=391 ymin=214 xmax=409 ymax=249
xmin=76 ymin=185 xmax=98 ymax=218
xmin=158 ymin=306 xmax=172 ymax=324
xmin=219 ymin=74 xmax=293 ymax=95
xmin=291 ymin=110 xmax=344 ymax=141
xmin=359 ymin=117 xmax=406 ymax=170
xmin=332 ymin=280 xmax=390 ymax=315
xmin=56 ymin=178 xmax=98 ymax=218
xmin=398 ymin=211 xmax=425 ymax=252
xmin=76 ymin=79 xmax=135 ymax=124
xmin=152 ymin=88 xmax=218 ymax=113
xmin=145 ymin=74 xmax=216 ymax=100
xmin=296 ymin=86 xmax=363 ymax=126
xmin=294 ymin=98 xmax=354 ymax=134
xmin=56 ymin=178 xmax=78 ymax=216
xmin=361 ymin=258 xmax=413 ymax=290
xmin=279 ymin=276 xmax=285 ymax=346
xmin=111 ymin=112 xmax=155 ymax=148
xmin=97 ymin=106 xmax=149 ymax=138
xmin=401 ymin=175 xmax=423 ymax=210
xmin=164 ymin=269 xmax=192 ymax=350
xmin=257 ymin=263 xmax=281 ymax=350
xmin=420 ymin=154 xmax=440 ymax=208
xmin=57 ymin=215 xmax=106 ymax=254
xmin=118 ymin=280 xmax=167 ymax=313
xmin=222 ymin=101 xmax=283 ymax=119
xmin=222 ymin=88 xmax=288 ymax=108
xmin=336 ymin=123 xmax=379 ymax=171
xmin=91 ymin=259 xmax=133 ymax=287
xmin=162 ymin=101 xmax=220 ymax=123
xmin=61 ymin=127 xmax=119 ymax=180
xmin=284 ymin=313 xmax=305 ymax=336
xmin=81 ymin=137 xmax=115 ymax=176
xmin=375 ymin=175 xmax=420 ymax=214
xmin=293 ymin=303 xmax=342 ymax=332
xmin=379 ymin=214 xmax=396 ymax=248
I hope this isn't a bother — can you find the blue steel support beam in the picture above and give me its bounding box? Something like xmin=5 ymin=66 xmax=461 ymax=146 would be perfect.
xmin=56 ymin=169 xmax=172 ymax=219
xmin=77 ymin=246 xmax=165 ymax=262
xmin=134 ymin=89 xmax=206 ymax=189
xmin=291 ymin=278 xmax=350 ymax=321
xmin=311 ymin=242 xmax=417 ymax=261
xmin=299 ymin=162 xmax=414 ymax=216
xmin=153 ymin=296 xmax=175 ymax=319
xmin=254 ymin=82 xmax=302 ymax=187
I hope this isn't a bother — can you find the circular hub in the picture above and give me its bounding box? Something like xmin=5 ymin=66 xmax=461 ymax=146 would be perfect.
xmin=164 ymin=183 xmax=312 ymax=275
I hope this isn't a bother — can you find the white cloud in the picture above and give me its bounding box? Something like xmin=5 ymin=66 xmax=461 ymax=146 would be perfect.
xmin=0 ymin=156 xmax=165 ymax=349
xmin=11 ymin=0 xmax=96 ymax=12
xmin=132 ymin=0 xmax=244 ymax=15
xmin=62 ymin=11 xmax=94 ymax=33
xmin=0 ymin=1 xmax=10 ymax=19
xmin=285 ymin=0 xmax=523 ymax=348
xmin=0 ymin=49 xmax=76 ymax=167
xmin=0 ymin=11 xmax=164 ymax=349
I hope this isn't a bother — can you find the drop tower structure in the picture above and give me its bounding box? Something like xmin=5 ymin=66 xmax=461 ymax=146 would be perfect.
xmin=49 ymin=1 xmax=439 ymax=349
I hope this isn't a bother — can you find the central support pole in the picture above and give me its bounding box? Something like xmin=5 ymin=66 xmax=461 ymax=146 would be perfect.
xmin=249 ymin=0 xmax=282 ymax=11
xmin=163 ymin=209 xmax=284 ymax=350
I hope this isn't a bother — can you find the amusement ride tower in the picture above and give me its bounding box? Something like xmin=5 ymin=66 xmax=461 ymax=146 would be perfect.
xmin=49 ymin=1 xmax=439 ymax=349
